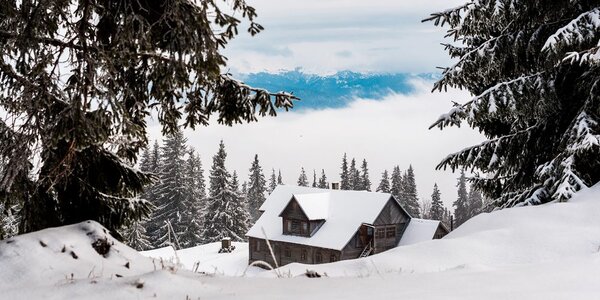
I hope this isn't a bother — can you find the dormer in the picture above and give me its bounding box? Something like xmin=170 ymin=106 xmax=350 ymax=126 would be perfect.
xmin=279 ymin=193 xmax=329 ymax=237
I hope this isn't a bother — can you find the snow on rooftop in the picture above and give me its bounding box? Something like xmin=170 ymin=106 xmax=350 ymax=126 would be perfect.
xmin=398 ymin=218 xmax=442 ymax=246
xmin=291 ymin=193 xmax=330 ymax=220
xmin=248 ymin=185 xmax=393 ymax=250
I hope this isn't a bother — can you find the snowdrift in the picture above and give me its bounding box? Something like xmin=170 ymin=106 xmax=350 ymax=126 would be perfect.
xmin=1 ymin=184 xmax=600 ymax=299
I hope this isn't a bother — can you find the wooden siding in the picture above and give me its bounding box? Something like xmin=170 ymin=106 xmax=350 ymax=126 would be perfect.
xmin=248 ymin=237 xmax=341 ymax=267
xmin=372 ymin=198 xmax=410 ymax=253
xmin=280 ymin=197 xmax=309 ymax=220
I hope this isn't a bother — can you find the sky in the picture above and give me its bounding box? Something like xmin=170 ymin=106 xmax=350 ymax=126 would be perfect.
xmin=148 ymin=0 xmax=483 ymax=211
xmin=223 ymin=0 xmax=466 ymax=74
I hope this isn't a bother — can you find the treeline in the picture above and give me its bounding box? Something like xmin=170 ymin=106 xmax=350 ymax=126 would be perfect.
xmin=0 ymin=135 xmax=489 ymax=247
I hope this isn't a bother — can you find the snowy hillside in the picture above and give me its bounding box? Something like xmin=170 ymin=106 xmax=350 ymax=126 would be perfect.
xmin=2 ymin=185 xmax=600 ymax=299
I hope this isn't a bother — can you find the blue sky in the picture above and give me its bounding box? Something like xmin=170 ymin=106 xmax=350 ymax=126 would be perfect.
xmin=150 ymin=0 xmax=482 ymax=210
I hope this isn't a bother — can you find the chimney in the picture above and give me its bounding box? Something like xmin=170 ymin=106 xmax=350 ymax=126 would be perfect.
xmin=331 ymin=182 xmax=340 ymax=190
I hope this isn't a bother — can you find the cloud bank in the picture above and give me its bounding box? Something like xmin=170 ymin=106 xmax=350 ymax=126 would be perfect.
xmin=148 ymin=80 xmax=483 ymax=211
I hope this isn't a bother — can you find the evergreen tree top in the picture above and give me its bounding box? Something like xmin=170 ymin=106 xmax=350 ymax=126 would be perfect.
xmin=426 ymin=1 xmax=600 ymax=208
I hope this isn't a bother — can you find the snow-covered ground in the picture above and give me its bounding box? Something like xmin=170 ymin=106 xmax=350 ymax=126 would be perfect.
xmin=2 ymin=185 xmax=600 ymax=299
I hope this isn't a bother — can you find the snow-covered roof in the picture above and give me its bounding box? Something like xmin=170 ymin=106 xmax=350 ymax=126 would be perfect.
xmin=398 ymin=218 xmax=442 ymax=246
xmin=248 ymin=185 xmax=393 ymax=250
xmin=286 ymin=193 xmax=330 ymax=220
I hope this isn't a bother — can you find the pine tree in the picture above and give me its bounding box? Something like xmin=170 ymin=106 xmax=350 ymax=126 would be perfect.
xmin=0 ymin=203 xmax=19 ymax=240
xmin=268 ymin=169 xmax=278 ymax=193
xmin=277 ymin=170 xmax=284 ymax=185
xmin=312 ymin=170 xmax=318 ymax=188
xmin=359 ymin=159 xmax=371 ymax=191
xmin=390 ymin=166 xmax=403 ymax=198
xmin=318 ymin=169 xmax=328 ymax=189
xmin=400 ymin=165 xmax=421 ymax=217
xmin=426 ymin=1 xmax=600 ymax=208
xmin=468 ymin=183 xmax=484 ymax=219
xmin=297 ymin=168 xmax=309 ymax=187
xmin=247 ymin=154 xmax=267 ymax=223
xmin=429 ymin=184 xmax=444 ymax=221
xmin=349 ymin=158 xmax=360 ymax=190
xmin=231 ymin=171 xmax=251 ymax=240
xmin=376 ymin=170 xmax=391 ymax=193
xmin=150 ymin=129 xmax=188 ymax=248
xmin=178 ymin=149 xmax=205 ymax=248
xmin=453 ymin=170 xmax=470 ymax=227
xmin=340 ymin=153 xmax=350 ymax=190
xmin=122 ymin=220 xmax=151 ymax=251
xmin=202 ymin=141 xmax=249 ymax=242
xmin=0 ymin=1 xmax=297 ymax=234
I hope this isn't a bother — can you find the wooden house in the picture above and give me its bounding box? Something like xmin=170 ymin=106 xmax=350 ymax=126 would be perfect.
xmin=246 ymin=185 xmax=449 ymax=267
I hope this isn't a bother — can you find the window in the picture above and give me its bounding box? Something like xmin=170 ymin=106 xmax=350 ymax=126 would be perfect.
xmin=386 ymin=226 xmax=396 ymax=238
xmin=302 ymin=222 xmax=308 ymax=234
xmin=291 ymin=220 xmax=300 ymax=232
xmin=329 ymin=254 xmax=337 ymax=262
xmin=316 ymin=251 xmax=322 ymax=263
xmin=284 ymin=247 xmax=291 ymax=258
xmin=286 ymin=220 xmax=292 ymax=232
xmin=301 ymin=249 xmax=307 ymax=261
xmin=376 ymin=228 xmax=385 ymax=239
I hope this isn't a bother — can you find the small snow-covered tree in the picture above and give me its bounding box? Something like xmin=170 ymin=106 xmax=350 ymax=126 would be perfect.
xmin=376 ymin=170 xmax=391 ymax=193
xmin=247 ymin=154 xmax=267 ymax=222
xmin=453 ymin=170 xmax=470 ymax=227
xmin=202 ymin=141 xmax=249 ymax=242
xmin=360 ymin=159 xmax=371 ymax=191
xmin=467 ymin=183 xmax=484 ymax=219
xmin=312 ymin=170 xmax=318 ymax=188
xmin=340 ymin=153 xmax=350 ymax=190
xmin=426 ymin=1 xmax=600 ymax=208
xmin=277 ymin=170 xmax=284 ymax=185
xmin=318 ymin=169 xmax=328 ymax=189
xmin=297 ymin=168 xmax=309 ymax=187
xmin=390 ymin=166 xmax=403 ymax=199
xmin=268 ymin=169 xmax=278 ymax=193
xmin=400 ymin=165 xmax=421 ymax=217
xmin=0 ymin=203 xmax=19 ymax=240
xmin=429 ymin=183 xmax=444 ymax=221
xmin=122 ymin=220 xmax=152 ymax=251
xmin=349 ymin=158 xmax=361 ymax=190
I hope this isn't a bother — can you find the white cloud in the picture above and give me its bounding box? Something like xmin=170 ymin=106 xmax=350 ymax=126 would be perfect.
xmin=148 ymin=80 xmax=483 ymax=211
xmin=222 ymin=0 xmax=466 ymax=74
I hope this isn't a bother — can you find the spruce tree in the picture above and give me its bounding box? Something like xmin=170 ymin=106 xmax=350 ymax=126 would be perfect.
xmin=318 ymin=170 xmax=329 ymax=189
xmin=0 ymin=0 xmax=297 ymax=235
xmin=277 ymin=170 xmax=284 ymax=185
xmin=349 ymin=158 xmax=360 ymax=190
xmin=202 ymin=141 xmax=249 ymax=242
xmin=468 ymin=183 xmax=484 ymax=219
xmin=297 ymin=168 xmax=309 ymax=187
xmin=312 ymin=170 xmax=318 ymax=188
xmin=247 ymin=154 xmax=267 ymax=223
xmin=122 ymin=220 xmax=151 ymax=251
xmin=360 ymin=159 xmax=371 ymax=191
xmin=340 ymin=153 xmax=350 ymax=190
xmin=230 ymin=171 xmax=251 ymax=240
xmin=151 ymin=129 xmax=188 ymax=248
xmin=179 ymin=149 xmax=205 ymax=248
xmin=426 ymin=1 xmax=600 ymax=208
xmin=376 ymin=170 xmax=391 ymax=193
xmin=400 ymin=165 xmax=421 ymax=217
xmin=268 ymin=169 xmax=278 ymax=193
xmin=429 ymin=184 xmax=444 ymax=221
xmin=454 ymin=170 xmax=470 ymax=227
xmin=390 ymin=166 xmax=403 ymax=199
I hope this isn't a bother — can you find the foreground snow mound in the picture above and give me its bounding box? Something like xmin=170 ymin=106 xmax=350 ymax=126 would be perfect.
xmin=269 ymin=184 xmax=600 ymax=277
xmin=141 ymin=242 xmax=257 ymax=276
xmin=0 ymin=220 xmax=157 ymax=290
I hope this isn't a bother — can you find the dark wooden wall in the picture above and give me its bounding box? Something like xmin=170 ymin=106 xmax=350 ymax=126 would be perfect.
xmin=248 ymin=237 xmax=341 ymax=267
xmin=372 ymin=198 xmax=410 ymax=253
